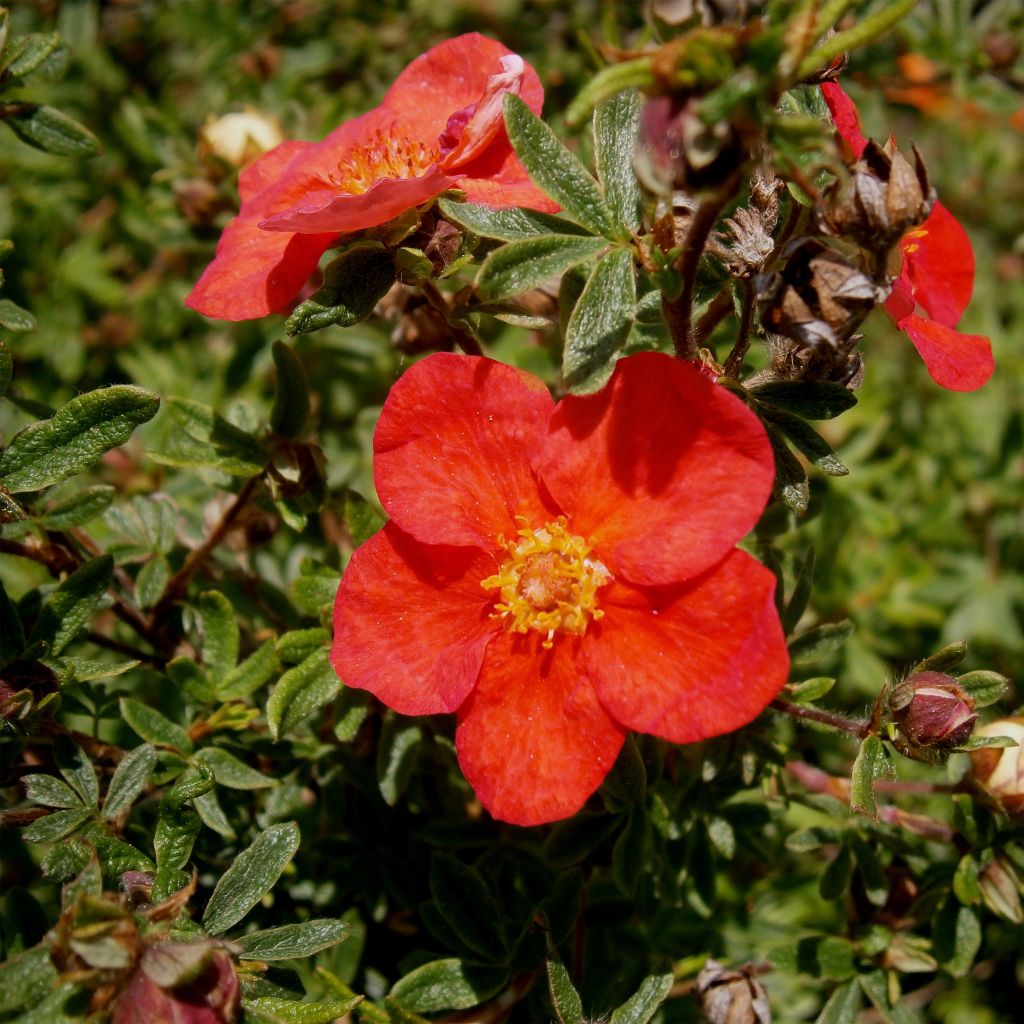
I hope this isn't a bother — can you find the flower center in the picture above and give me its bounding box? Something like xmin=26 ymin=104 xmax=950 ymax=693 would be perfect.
xmin=330 ymin=128 xmax=437 ymax=194
xmin=481 ymin=518 xmax=612 ymax=648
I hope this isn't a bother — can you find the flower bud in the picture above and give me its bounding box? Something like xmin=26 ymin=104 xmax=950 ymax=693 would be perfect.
xmin=696 ymin=959 xmax=771 ymax=1024
xmin=199 ymin=110 xmax=283 ymax=169
xmin=889 ymin=672 xmax=977 ymax=748
xmin=977 ymin=855 xmax=1023 ymax=924
xmin=970 ymin=718 xmax=1024 ymax=818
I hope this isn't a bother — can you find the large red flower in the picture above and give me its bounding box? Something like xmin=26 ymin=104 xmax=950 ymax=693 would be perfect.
xmin=330 ymin=352 xmax=789 ymax=825
xmin=821 ymin=82 xmax=993 ymax=392
xmin=186 ymin=34 xmax=557 ymax=321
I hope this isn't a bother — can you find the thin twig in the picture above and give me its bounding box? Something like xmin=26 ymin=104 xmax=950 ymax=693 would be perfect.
xmin=771 ymin=698 xmax=871 ymax=738
xmin=723 ymin=279 xmax=756 ymax=376
xmin=691 ymin=289 xmax=734 ymax=349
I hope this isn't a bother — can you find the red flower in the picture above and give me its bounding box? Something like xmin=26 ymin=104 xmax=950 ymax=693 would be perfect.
xmin=186 ymin=34 xmax=556 ymax=321
xmin=821 ymin=82 xmax=993 ymax=392
xmin=330 ymin=352 xmax=789 ymax=825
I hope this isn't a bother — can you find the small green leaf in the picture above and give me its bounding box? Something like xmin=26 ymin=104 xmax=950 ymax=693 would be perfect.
xmin=276 ymin=629 xmax=331 ymax=666
xmin=202 ymin=821 xmax=300 ymax=934
xmin=504 ymin=94 xmax=616 ymax=238
xmin=266 ymin=648 xmax=340 ymax=739
xmin=244 ymin=996 xmax=364 ymax=1024
xmin=593 ymin=89 xmax=642 ymax=235
xmin=21 ymin=806 xmax=93 ymax=844
xmin=785 ymin=826 xmax=843 ymax=852
xmin=783 ymin=548 xmax=815 ymax=634
xmin=430 ymin=853 xmax=506 ymax=961
xmin=762 ymin=406 xmax=848 ymax=476
xmin=237 ymin=918 xmax=351 ymax=961
xmin=609 ymin=972 xmax=673 ymax=1024
xmin=909 ymin=640 xmax=968 ymax=675
xmin=270 ymin=340 xmax=311 ymax=437
xmin=601 ymin=735 xmax=647 ymax=807
xmin=153 ymin=799 xmax=201 ymax=881
xmin=135 ymin=554 xmax=170 ymax=609
xmin=849 ymin=832 xmax=888 ymax=907
xmin=3 ymin=103 xmax=100 ymax=156
xmin=819 ymin=842 xmax=854 ymax=900
xmin=785 ymin=677 xmax=836 ymax=703
xmin=199 ymin=590 xmax=239 ymax=682
xmin=933 ymin=898 xmax=982 ymax=978
xmin=89 ymin=831 xmax=155 ymax=878
xmin=612 ymin=804 xmax=651 ymax=896
xmin=38 ymin=485 xmax=115 ymax=529
xmin=290 ymin=564 xmax=341 ymax=615
xmin=546 ymin=958 xmax=584 ymax=1024
xmin=815 ymin=980 xmax=863 ymax=1024
xmin=850 ymin=735 xmax=893 ymax=819
xmin=151 ymin=398 xmax=267 ymax=477
xmin=788 ymin=621 xmax=854 ymax=664
xmin=476 ymin=234 xmax=608 ymax=301
xmin=0 ymin=298 xmax=37 ymax=332
xmin=0 ymin=385 xmax=157 ymax=492
xmin=2 ymin=32 xmax=69 ymax=81
xmin=54 ymin=736 xmax=99 ymax=807
xmin=194 ymin=747 xmax=276 ymax=789
xmin=376 ymin=714 xmax=422 ymax=806
xmin=217 ymin=639 xmax=280 ymax=700
xmin=438 ymin=197 xmax=587 ymax=241
xmin=562 ymin=247 xmax=636 ymax=394
xmin=0 ymin=945 xmax=58 ymax=1015
xmin=344 ymin=490 xmax=385 ymax=547
xmin=390 ymin=958 xmax=507 ymax=1014
xmin=857 ymin=969 xmax=917 ymax=1024
xmin=751 ymin=380 xmax=858 ymax=419
xmin=23 ymin=774 xmax=81 ymax=809
xmin=120 ymin=697 xmax=193 ymax=752
xmin=952 ymin=853 xmax=981 ymax=906
xmin=768 ymin=427 xmax=809 ymax=515
xmin=544 ymin=812 xmax=618 ymax=869
xmin=27 ymin=554 xmax=112 ymax=658
xmin=194 ymin=788 xmax=235 ymax=839
xmin=955 ymin=670 xmax=1008 ymax=708
xmin=286 ymin=242 xmax=395 ymax=336
xmin=101 ymin=743 xmax=157 ymax=820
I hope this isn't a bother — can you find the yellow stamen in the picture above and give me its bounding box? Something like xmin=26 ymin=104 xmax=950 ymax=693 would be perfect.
xmin=481 ymin=518 xmax=612 ymax=648
xmin=330 ymin=128 xmax=437 ymax=194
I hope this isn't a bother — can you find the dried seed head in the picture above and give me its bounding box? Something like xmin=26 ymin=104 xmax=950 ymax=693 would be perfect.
xmin=696 ymin=959 xmax=772 ymax=1024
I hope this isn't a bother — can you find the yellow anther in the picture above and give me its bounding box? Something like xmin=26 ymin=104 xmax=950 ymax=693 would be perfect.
xmin=330 ymin=128 xmax=437 ymax=194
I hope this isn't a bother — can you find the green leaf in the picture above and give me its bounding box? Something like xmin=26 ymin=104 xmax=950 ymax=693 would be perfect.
xmin=38 ymin=485 xmax=115 ymax=529
xmin=815 ymin=980 xmax=863 ymax=1024
xmin=544 ymin=812 xmax=618 ymax=869
xmin=194 ymin=788 xmax=235 ymax=839
xmin=751 ymin=380 xmax=858 ymax=419
xmin=135 ymin=553 xmax=170 ymax=609
xmin=850 ymin=736 xmax=893 ymax=819
xmin=438 ymin=198 xmax=587 ymax=241
xmin=199 ymin=590 xmax=239 ymax=682
xmin=120 ymin=697 xmax=193 ymax=752
xmin=202 ymin=821 xmax=301 ymax=934
xmin=546 ymin=958 xmax=584 ymax=1024
xmin=290 ymin=564 xmax=341 ymax=615
xmin=23 ymin=774 xmax=81 ymax=809
xmin=0 ymin=298 xmax=37 ymax=332
xmin=4 ymin=982 xmax=88 ymax=1024
xmin=244 ymin=996 xmax=364 ymax=1024
xmin=40 ymin=837 xmax=91 ymax=881
xmin=849 ymin=832 xmax=888 ymax=907
xmin=857 ymin=970 xmax=917 ymax=1024
xmin=908 ymin=640 xmax=968 ymax=675
xmin=376 ymin=714 xmax=422 ymax=806
xmin=783 ymin=548 xmax=815 ymax=634
xmin=612 ymin=804 xmax=651 ymax=896
xmin=762 ymin=407 xmax=848 ymax=476
xmin=601 ymin=735 xmax=647 ymax=806
xmin=286 ymin=242 xmax=395 ymax=336
xmin=430 ymin=853 xmax=506 ymax=961
xmin=167 ymin=656 xmax=215 ymax=703
xmin=44 ymin=655 xmax=138 ymax=684
xmin=151 ymin=398 xmax=267 ymax=477
xmin=53 ymin=736 xmax=99 ymax=807
xmin=390 ymin=958 xmax=507 ymax=1014
xmin=237 ymin=919 xmax=351 ymax=961
xmin=3 ymin=103 xmax=100 ymax=156
xmin=2 ymin=32 xmax=69 ymax=81
xmin=0 ymin=945 xmax=57 ymax=1014
xmin=955 ymin=670 xmax=1008 ymax=708
xmin=217 ymin=639 xmax=280 ymax=700
xmin=0 ymin=578 xmax=26 ymax=666
xmin=933 ymin=898 xmax=982 ymax=978
xmin=21 ymin=806 xmax=93 ymax=844
xmin=476 ymin=234 xmax=608 ymax=301
xmin=593 ymin=89 xmax=642 ymax=235
xmin=768 ymin=427 xmax=809 ymax=515
xmin=785 ymin=677 xmax=836 ymax=703
xmin=952 ymin=853 xmax=981 ymax=906
xmin=28 ymin=554 xmax=112 ymax=658
xmin=194 ymin=747 xmax=276 ymax=789
xmin=609 ymin=973 xmax=673 ymax=1024
xmin=344 ymin=490 xmax=385 ymax=547
xmin=153 ymin=799 xmax=201 ymax=881
xmin=504 ymin=94 xmax=616 ymax=238
xmin=819 ymin=842 xmax=854 ymax=901
xmin=101 ymin=743 xmax=157 ymax=820
xmin=0 ymin=385 xmax=158 ymax=492
xmin=562 ymin=247 xmax=636 ymax=394
xmin=788 ymin=621 xmax=854 ymax=664
xmin=89 ymin=831 xmax=155 ymax=878
xmin=266 ymin=648 xmax=340 ymax=739
xmin=270 ymin=340 xmax=311 ymax=438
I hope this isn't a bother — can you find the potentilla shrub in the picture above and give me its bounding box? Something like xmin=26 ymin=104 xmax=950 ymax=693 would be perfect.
xmin=0 ymin=4 xmax=1020 ymax=1024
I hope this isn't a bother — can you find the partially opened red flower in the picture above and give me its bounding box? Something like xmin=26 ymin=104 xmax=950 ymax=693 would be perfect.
xmin=821 ymin=82 xmax=993 ymax=392
xmin=186 ymin=34 xmax=556 ymax=321
xmin=331 ymin=352 xmax=789 ymax=825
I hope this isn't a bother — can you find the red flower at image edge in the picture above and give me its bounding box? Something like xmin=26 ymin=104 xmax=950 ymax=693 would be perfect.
xmin=821 ymin=81 xmax=993 ymax=392
xmin=330 ymin=352 xmax=790 ymax=825
xmin=186 ymin=34 xmax=556 ymax=321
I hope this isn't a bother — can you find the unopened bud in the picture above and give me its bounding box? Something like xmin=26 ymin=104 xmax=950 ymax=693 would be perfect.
xmin=696 ymin=959 xmax=771 ymax=1024
xmin=978 ymin=855 xmax=1023 ymax=924
xmin=890 ymin=672 xmax=976 ymax=748
xmin=199 ymin=110 xmax=283 ymax=169
xmin=970 ymin=718 xmax=1024 ymax=818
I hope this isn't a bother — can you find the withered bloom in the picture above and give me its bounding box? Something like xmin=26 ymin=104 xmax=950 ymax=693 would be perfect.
xmin=696 ymin=959 xmax=772 ymax=1024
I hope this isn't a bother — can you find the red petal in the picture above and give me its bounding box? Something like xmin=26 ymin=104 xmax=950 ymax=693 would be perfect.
xmin=259 ymin=165 xmax=456 ymax=234
xmin=821 ymin=81 xmax=868 ymax=158
xmin=331 ymin=523 xmax=498 ymax=715
xmin=456 ymin=633 xmax=625 ymax=825
xmin=538 ymin=353 xmax=775 ymax=587
xmin=382 ymin=34 xmax=545 ymax=146
xmin=584 ymin=550 xmax=788 ymax=743
xmin=374 ymin=353 xmax=555 ymax=549
xmin=901 ymin=202 xmax=974 ymax=327
xmin=898 ymin=313 xmax=994 ymax=392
